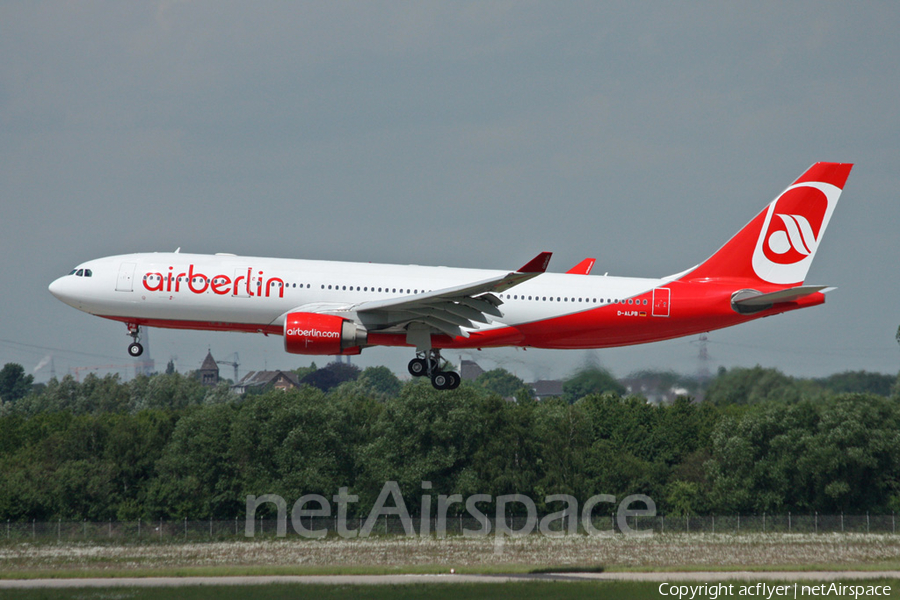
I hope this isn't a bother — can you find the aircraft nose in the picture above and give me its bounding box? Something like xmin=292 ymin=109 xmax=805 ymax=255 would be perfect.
xmin=48 ymin=276 xmax=62 ymax=298
xmin=49 ymin=275 xmax=76 ymax=306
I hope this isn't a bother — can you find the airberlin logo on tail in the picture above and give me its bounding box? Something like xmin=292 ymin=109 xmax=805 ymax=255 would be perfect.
xmin=767 ymin=213 xmax=818 ymax=258
xmin=751 ymin=182 xmax=841 ymax=285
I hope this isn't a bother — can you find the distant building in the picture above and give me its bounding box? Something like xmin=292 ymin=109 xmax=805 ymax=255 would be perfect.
xmin=531 ymin=380 xmax=564 ymax=401
xmin=460 ymin=359 xmax=485 ymax=381
xmin=621 ymin=374 xmax=693 ymax=404
xmin=198 ymin=351 xmax=219 ymax=387
xmin=462 ymin=359 xmax=563 ymax=402
xmin=233 ymin=370 xmax=300 ymax=394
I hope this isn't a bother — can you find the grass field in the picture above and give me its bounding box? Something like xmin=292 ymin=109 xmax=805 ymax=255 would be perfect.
xmin=3 ymin=533 xmax=900 ymax=599
xmin=2 ymin=532 xmax=900 ymax=577
xmin=3 ymin=580 xmax=900 ymax=600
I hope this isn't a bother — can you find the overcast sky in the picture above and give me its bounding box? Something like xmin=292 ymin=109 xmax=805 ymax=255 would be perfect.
xmin=2 ymin=2 xmax=898 ymax=383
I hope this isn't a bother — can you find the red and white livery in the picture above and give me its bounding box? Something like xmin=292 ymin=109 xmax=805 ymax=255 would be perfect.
xmin=49 ymin=162 xmax=853 ymax=389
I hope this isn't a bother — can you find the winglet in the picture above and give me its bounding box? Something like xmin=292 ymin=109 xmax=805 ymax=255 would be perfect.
xmin=566 ymin=258 xmax=596 ymax=275
xmin=518 ymin=252 xmax=552 ymax=273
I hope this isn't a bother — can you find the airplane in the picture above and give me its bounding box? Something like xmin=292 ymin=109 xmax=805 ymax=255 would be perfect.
xmin=49 ymin=162 xmax=852 ymax=390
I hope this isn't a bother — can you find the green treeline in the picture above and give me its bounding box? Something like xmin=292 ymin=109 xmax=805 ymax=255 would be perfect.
xmin=0 ymin=365 xmax=899 ymax=521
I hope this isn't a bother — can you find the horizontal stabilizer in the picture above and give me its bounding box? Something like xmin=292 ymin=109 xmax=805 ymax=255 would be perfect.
xmin=731 ymin=285 xmax=831 ymax=314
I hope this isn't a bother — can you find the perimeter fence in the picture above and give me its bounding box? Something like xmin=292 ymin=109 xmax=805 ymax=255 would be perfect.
xmin=2 ymin=513 xmax=898 ymax=543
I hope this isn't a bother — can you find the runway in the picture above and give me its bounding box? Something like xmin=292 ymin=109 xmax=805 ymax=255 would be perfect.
xmin=1 ymin=571 xmax=899 ymax=588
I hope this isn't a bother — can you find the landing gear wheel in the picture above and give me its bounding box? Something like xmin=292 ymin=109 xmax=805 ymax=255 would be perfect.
xmin=446 ymin=371 xmax=461 ymax=390
xmin=408 ymin=358 xmax=428 ymax=377
xmin=126 ymin=323 xmax=143 ymax=357
xmin=431 ymin=371 xmax=450 ymax=390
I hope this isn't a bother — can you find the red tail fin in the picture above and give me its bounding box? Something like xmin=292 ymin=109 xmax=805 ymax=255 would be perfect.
xmin=684 ymin=162 xmax=853 ymax=286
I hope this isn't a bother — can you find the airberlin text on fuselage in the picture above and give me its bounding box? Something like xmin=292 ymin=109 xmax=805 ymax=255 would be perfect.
xmin=141 ymin=265 xmax=285 ymax=298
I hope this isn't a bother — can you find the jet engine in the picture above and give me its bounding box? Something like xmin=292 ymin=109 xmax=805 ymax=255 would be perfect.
xmin=283 ymin=312 xmax=367 ymax=355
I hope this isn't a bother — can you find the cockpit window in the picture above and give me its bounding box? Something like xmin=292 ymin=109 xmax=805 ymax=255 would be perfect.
xmin=84 ymin=269 xmax=92 ymax=277
xmin=76 ymin=269 xmax=84 ymax=276
xmin=69 ymin=269 xmax=77 ymax=275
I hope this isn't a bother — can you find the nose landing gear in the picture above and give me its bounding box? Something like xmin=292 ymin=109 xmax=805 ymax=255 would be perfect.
xmin=126 ymin=324 xmax=144 ymax=357
xmin=407 ymin=349 xmax=460 ymax=390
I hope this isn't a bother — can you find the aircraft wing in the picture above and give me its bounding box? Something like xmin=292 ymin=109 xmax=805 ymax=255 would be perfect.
xmin=349 ymin=252 xmax=552 ymax=339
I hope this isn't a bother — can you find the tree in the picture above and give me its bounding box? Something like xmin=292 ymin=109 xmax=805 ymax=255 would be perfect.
xmin=357 ymin=384 xmax=505 ymax=512
xmin=149 ymin=403 xmax=240 ymax=518
xmin=130 ymin=372 xmax=206 ymax=411
xmin=356 ymin=366 xmax=402 ymax=397
xmin=562 ymin=367 xmax=625 ymax=403
xmin=704 ymin=395 xmax=900 ymax=513
xmin=300 ymin=361 xmax=360 ymax=392
xmin=293 ymin=362 xmax=318 ymax=380
xmin=0 ymin=363 xmax=34 ymax=403
xmin=665 ymin=480 xmax=706 ymax=516
xmin=704 ymin=366 xmax=812 ymax=406
xmin=475 ymin=368 xmax=533 ymax=400
xmin=816 ymin=371 xmax=895 ymax=396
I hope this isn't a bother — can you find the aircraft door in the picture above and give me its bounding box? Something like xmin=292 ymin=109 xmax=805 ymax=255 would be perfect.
xmin=652 ymin=288 xmax=670 ymax=317
xmin=116 ymin=263 xmax=136 ymax=292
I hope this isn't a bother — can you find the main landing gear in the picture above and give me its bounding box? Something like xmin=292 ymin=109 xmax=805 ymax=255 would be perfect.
xmin=126 ymin=324 xmax=144 ymax=357
xmin=408 ymin=349 xmax=460 ymax=390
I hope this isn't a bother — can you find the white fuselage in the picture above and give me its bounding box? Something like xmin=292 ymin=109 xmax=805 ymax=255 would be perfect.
xmin=49 ymin=252 xmax=664 ymax=337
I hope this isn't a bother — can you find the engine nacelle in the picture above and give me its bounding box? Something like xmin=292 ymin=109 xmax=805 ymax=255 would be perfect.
xmin=283 ymin=312 xmax=367 ymax=355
